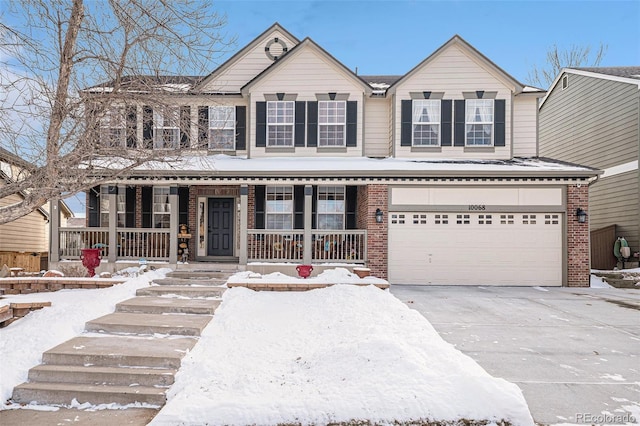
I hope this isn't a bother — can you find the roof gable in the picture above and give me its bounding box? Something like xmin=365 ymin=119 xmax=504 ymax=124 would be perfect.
xmin=195 ymin=23 xmax=300 ymax=93
xmin=388 ymin=35 xmax=524 ymax=95
xmin=539 ymin=67 xmax=640 ymax=108
xmin=241 ymin=37 xmax=372 ymax=95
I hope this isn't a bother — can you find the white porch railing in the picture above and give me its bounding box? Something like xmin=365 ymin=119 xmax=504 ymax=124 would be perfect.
xmin=59 ymin=227 xmax=110 ymax=259
xmin=59 ymin=227 xmax=171 ymax=261
xmin=247 ymin=229 xmax=367 ymax=263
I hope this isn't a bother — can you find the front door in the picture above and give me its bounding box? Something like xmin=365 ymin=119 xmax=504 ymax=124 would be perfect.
xmin=207 ymin=198 xmax=234 ymax=256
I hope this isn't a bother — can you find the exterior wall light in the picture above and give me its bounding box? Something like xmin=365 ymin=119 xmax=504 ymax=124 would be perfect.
xmin=375 ymin=208 xmax=384 ymax=223
xmin=576 ymin=208 xmax=588 ymax=223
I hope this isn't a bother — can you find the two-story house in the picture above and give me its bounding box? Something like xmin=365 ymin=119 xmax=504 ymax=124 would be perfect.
xmin=539 ymin=67 xmax=640 ymax=269
xmin=49 ymin=23 xmax=598 ymax=286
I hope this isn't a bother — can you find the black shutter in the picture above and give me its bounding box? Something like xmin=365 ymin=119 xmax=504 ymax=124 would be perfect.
xmin=293 ymin=186 xmax=304 ymax=229
xmin=256 ymin=102 xmax=266 ymax=147
xmin=401 ymin=99 xmax=412 ymax=146
xmin=235 ymin=106 xmax=246 ymax=150
xmin=141 ymin=186 xmax=152 ymax=228
xmin=125 ymin=186 xmax=136 ymax=227
xmin=311 ymin=186 xmax=318 ymax=229
xmin=440 ymin=100 xmax=452 ymax=146
xmin=198 ymin=106 xmax=208 ymax=148
xmin=88 ymin=186 xmax=99 ymax=227
xmin=346 ymin=101 xmax=357 ymax=147
xmin=295 ymin=101 xmax=306 ymax=147
xmin=180 ymin=106 xmax=190 ymax=149
xmin=255 ymin=185 xmax=265 ymax=229
xmin=307 ymin=101 xmax=318 ymax=147
xmin=454 ymin=100 xmax=465 ymax=147
xmin=87 ymin=103 xmax=99 ymax=146
xmin=126 ymin=106 xmax=137 ymax=148
xmin=142 ymin=106 xmax=153 ymax=149
xmin=178 ymin=187 xmax=189 ymax=227
xmin=345 ymin=186 xmax=357 ymax=229
xmin=494 ymin=99 xmax=506 ymax=147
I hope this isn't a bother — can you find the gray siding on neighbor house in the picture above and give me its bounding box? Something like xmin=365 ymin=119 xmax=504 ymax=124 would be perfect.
xmin=539 ymin=73 xmax=639 ymax=170
xmin=589 ymin=171 xmax=640 ymax=252
xmin=539 ymin=72 xmax=640 ymax=253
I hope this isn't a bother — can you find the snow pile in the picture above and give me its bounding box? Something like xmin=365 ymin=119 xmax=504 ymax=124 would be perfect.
xmin=0 ymin=268 xmax=169 ymax=407
xmin=153 ymin=285 xmax=533 ymax=425
xmin=227 ymin=267 xmax=388 ymax=285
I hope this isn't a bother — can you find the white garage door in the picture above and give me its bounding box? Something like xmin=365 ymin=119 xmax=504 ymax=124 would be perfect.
xmin=388 ymin=212 xmax=563 ymax=286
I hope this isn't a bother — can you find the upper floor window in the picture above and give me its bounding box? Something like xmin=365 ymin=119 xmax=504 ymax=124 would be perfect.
xmin=153 ymin=186 xmax=171 ymax=228
xmin=318 ymin=101 xmax=346 ymax=147
xmin=412 ymin=100 xmax=440 ymax=146
xmin=317 ymin=185 xmax=345 ymax=230
xmin=466 ymin=99 xmax=493 ymax=146
xmin=154 ymin=106 xmax=180 ymax=149
xmin=267 ymin=101 xmax=294 ymax=147
xmin=209 ymin=106 xmax=235 ymax=150
xmin=266 ymin=185 xmax=293 ymax=229
xmin=100 ymin=107 xmax=126 ymax=148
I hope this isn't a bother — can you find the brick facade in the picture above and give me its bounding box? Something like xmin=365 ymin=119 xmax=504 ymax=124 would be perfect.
xmin=567 ymin=184 xmax=590 ymax=287
xmin=364 ymin=184 xmax=388 ymax=279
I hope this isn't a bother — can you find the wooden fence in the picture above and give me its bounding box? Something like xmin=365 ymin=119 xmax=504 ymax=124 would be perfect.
xmin=0 ymin=251 xmax=46 ymax=272
xmin=591 ymin=224 xmax=617 ymax=270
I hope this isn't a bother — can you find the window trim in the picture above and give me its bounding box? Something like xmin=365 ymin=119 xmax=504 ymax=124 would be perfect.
xmin=411 ymin=99 xmax=441 ymax=147
xmin=318 ymin=100 xmax=346 ymax=147
xmin=208 ymin=105 xmax=236 ymax=150
xmin=316 ymin=185 xmax=346 ymax=230
xmin=465 ymin=99 xmax=494 ymax=146
xmin=100 ymin=107 xmax=126 ymax=148
xmin=153 ymin=106 xmax=180 ymax=150
xmin=152 ymin=186 xmax=171 ymax=229
xmin=266 ymin=101 xmax=295 ymax=147
xmin=561 ymin=75 xmax=569 ymax=90
xmin=99 ymin=185 xmax=126 ymax=227
xmin=265 ymin=185 xmax=294 ymax=230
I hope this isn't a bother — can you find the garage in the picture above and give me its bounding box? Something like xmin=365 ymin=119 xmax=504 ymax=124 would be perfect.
xmin=388 ymin=211 xmax=563 ymax=286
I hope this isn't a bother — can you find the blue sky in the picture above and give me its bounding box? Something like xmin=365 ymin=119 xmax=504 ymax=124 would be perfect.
xmin=212 ymin=0 xmax=639 ymax=83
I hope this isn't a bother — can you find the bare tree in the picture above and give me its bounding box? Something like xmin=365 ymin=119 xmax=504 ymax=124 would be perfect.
xmin=0 ymin=0 xmax=232 ymax=224
xmin=527 ymin=43 xmax=607 ymax=89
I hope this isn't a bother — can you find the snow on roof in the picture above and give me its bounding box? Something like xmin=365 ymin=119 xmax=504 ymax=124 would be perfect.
xmin=92 ymin=154 xmax=598 ymax=177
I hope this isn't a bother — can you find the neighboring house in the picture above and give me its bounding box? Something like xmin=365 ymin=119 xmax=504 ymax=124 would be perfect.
xmin=50 ymin=23 xmax=599 ymax=286
xmin=539 ymin=67 xmax=640 ymax=269
xmin=0 ymin=147 xmax=72 ymax=270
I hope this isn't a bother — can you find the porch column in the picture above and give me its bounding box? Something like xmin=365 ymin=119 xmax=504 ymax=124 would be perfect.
xmin=239 ymin=185 xmax=248 ymax=265
xmin=49 ymin=198 xmax=60 ymax=263
xmin=107 ymin=186 xmax=117 ymax=263
xmin=303 ymin=185 xmax=313 ymax=264
xmin=169 ymin=186 xmax=179 ymax=263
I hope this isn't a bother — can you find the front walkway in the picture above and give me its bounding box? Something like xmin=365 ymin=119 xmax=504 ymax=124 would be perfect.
xmin=390 ymin=285 xmax=640 ymax=424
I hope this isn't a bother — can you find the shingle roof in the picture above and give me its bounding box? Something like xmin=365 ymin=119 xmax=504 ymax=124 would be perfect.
xmin=87 ymin=75 xmax=204 ymax=92
xmin=0 ymin=146 xmax=33 ymax=170
xmin=573 ymin=66 xmax=640 ymax=80
xmin=359 ymin=75 xmax=403 ymax=87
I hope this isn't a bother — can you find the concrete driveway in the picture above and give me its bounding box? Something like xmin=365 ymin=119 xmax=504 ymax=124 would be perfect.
xmin=390 ymin=285 xmax=640 ymax=425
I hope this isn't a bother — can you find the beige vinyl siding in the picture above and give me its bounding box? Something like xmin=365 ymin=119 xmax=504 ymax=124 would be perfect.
xmin=248 ymin=45 xmax=366 ymax=157
xmin=539 ymin=74 xmax=639 ymax=170
xmin=589 ymin=171 xmax=640 ymax=251
xmin=0 ymin=192 xmax=48 ymax=252
xmin=393 ymin=44 xmax=513 ymax=159
xmin=512 ymin=95 xmax=538 ymax=157
xmin=364 ymin=98 xmax=390 ymax=157
xmin=200 ymin=30 xmax=298 ymax=93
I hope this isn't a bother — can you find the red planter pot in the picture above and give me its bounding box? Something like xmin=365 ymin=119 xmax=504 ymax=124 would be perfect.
xmin=80 ymin=248 xmax=102 ymax=277
xmin=296 ymin=264 xmax=313 ymax=279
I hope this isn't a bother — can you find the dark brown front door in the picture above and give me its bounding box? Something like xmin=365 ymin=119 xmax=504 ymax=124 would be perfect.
xmin=207 ymin=198 xmax=234 ymax=256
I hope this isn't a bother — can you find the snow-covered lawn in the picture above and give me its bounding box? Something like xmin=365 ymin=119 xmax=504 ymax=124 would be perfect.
xmin=152 ymin=284 xmax=534 ymax=425
xmin=0 ymin=268 xmax=170 ymax=408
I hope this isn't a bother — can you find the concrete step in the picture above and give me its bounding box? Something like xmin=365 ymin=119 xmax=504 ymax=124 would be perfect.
xmin=167 ymin=270 xmax=236 ymax=279
xmin=28 ymin=364 xmax=176 ymax=387
xmin=136 ymin=285 xmax=226 ymax=298
xmin=116 ymin=297 xmax=221 ymax=315
xmin=42 ymin=336 xmax=196 ymax=369
xmin=85 ymin=312 xmax=212 ymax=336
xmin=12 ymin=382 xmax=166 ymax=406
xmin=152 ymin=277 xmax=228 ymax=286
